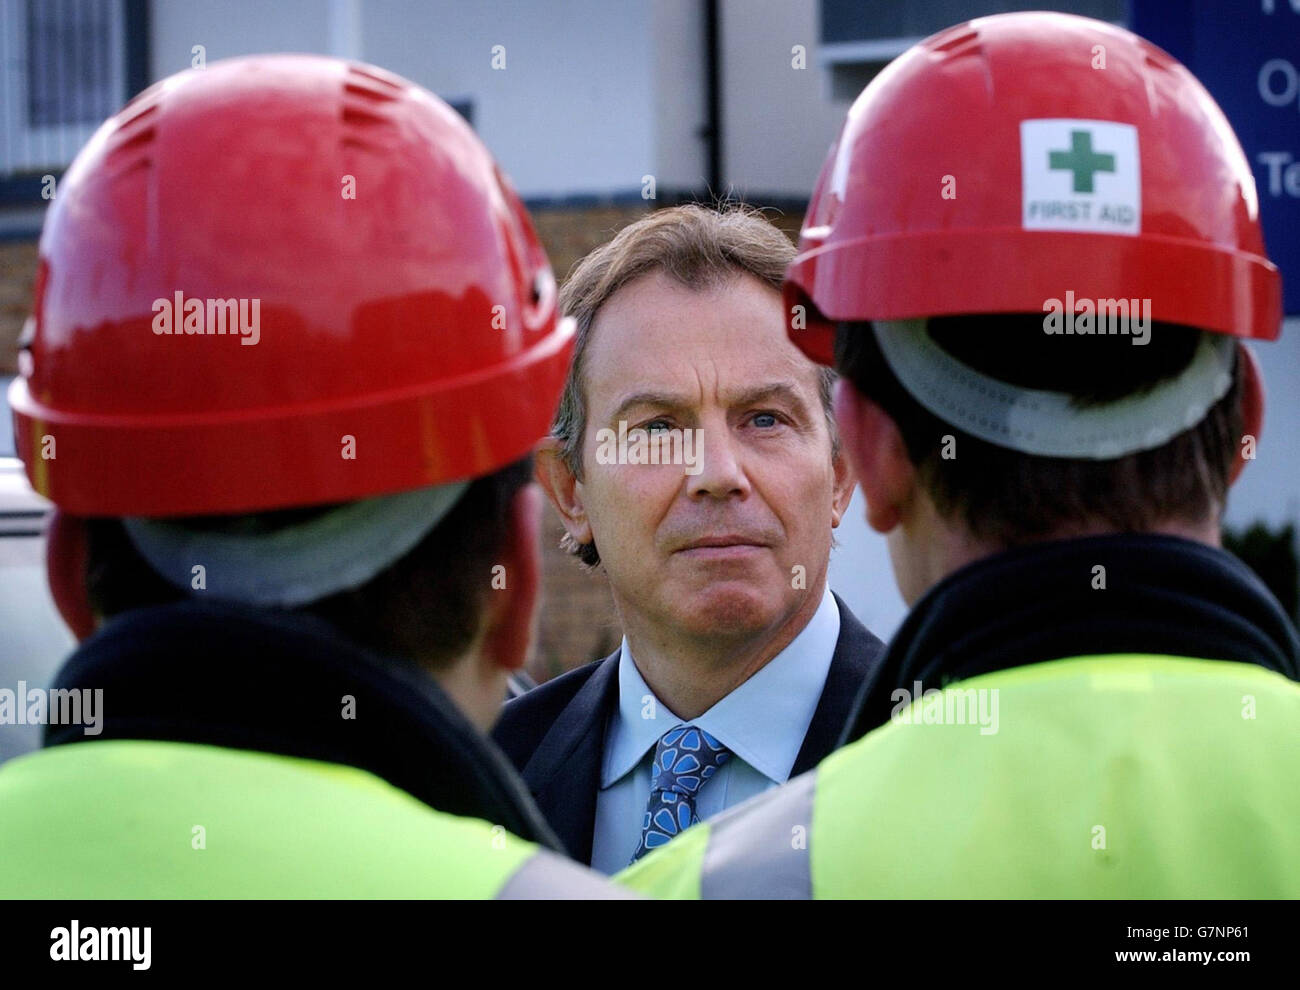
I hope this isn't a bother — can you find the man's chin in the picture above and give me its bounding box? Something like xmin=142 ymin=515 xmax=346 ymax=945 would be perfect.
xmin=666 ymin=584 xmax=782 ymax=638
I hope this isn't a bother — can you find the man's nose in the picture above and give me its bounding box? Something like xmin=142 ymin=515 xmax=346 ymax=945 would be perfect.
xmin=687 ymin=421 xmax=750 ymax=500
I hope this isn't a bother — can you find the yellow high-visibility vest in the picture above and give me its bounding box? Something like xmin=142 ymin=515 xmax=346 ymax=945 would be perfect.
xmin=618 ymin=655 xmax=1300 ymax=898
xmin=0 ymin=738 xmax=624 ymax=898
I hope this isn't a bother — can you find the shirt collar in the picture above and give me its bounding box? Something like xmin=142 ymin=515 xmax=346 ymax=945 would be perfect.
xmin=601 ymin=588 xmax=841 ymax=787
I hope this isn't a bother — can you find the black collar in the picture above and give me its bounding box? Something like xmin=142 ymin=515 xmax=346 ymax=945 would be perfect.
xmin=843 ymin=534 xmax=1300 ymax=744
xmin=48 ymin=599 xmax=564 ymax=851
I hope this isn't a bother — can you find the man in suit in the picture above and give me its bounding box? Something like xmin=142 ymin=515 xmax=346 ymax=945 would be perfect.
xmin=493 ymin=205 xmax=886 ymax=872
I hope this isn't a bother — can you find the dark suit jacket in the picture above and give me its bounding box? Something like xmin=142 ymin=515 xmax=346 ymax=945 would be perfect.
xmin=491 ymin=592 xmax=885 ymax=864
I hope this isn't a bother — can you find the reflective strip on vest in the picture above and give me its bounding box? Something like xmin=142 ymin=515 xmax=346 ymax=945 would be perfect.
xmin=697 ymin=770 xmax=817 ymax=899
xmin=496 ymin=849 xmax=641 ymax=899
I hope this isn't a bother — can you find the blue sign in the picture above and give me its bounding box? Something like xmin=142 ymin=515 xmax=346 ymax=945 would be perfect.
xmin=1132 ymin=0 xmax=1300 ymax=315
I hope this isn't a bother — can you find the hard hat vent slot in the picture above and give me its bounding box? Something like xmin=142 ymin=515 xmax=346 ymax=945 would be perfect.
xmin=344 ymin=79 xmax=399 ymax=104
xmin=1143 ymin=50 xmax=1175 ymax=73
xmin=929 ymin=27 xmax=980 ymax=57
xmin=345 ymin=64 xmax=404 ymax=94
xmin=107 ymin=103 xmax=159 ymax=162
xmin=341 ymin=105 xmax=390 ymax=128
xmin=115 ymin=100 xmax=158 ymax=132
xmin=105 ymin=127 xmax=155 ymax=166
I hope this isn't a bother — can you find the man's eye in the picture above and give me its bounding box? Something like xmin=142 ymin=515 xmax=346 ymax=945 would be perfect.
xmin=644 ymin=419 xmax=673 ymax=434
xmin=751 ymin=412 xmax=780 ymax=429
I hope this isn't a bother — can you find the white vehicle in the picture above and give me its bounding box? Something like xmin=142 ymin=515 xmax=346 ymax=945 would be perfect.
xmin=0 ymin=452 xmax=73 ymax=765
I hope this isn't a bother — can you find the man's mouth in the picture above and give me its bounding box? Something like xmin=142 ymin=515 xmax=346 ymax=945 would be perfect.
xmin=675 ymin=535 xmax=769 ymax=558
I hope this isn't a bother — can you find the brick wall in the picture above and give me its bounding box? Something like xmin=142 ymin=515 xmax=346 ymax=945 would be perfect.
xmin=0 ymin=240 xmax=38 ymax=374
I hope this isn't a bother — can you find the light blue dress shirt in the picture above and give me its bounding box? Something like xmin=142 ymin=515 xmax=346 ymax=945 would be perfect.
xmin=589 ymin=588 xmax=841 ymax=874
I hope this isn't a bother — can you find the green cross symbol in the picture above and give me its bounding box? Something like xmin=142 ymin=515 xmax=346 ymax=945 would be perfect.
xmin=1048 ymin=130 xmax=1116 ymax=194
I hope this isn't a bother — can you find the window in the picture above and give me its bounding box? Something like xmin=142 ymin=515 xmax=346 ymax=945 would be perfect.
xmin=25 ymin=0 xmax=119 ymax=127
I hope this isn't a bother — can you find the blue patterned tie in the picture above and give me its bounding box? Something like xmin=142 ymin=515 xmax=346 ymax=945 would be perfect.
xmin=631 ymin=725 xmax=732 ymax=862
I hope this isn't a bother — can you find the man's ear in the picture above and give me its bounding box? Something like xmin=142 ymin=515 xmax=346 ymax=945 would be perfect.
xmin=1230 ymin=342 xmax=1264 ymax=487
xmin=534 ymin=436 xmax=593 ymax=548
xmin=480 ymin=482 xmax=544 ymax=672
xmin=833 ymin=379 xmax=915 ymax=534
xmin=829 ymin=440 xmax=857 ymax=529
xmin=46 ymin=510 xmax=97 ymax=641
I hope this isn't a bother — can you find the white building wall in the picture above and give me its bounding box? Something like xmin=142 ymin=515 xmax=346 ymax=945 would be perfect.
xmin=151 ymin=0 xmax=656 ymax=201
xmin=150 ymin=0 xmax=332 ymax=75
xmin=719 ymin=0 xmax=851 ymax=199
xmin=652 ymin=0 xmax=708 ymax=193
xmin=367 ymin=0 xmax=655 ymax=200
xmin=1225 ymin=317 xmax=1300 ymax=532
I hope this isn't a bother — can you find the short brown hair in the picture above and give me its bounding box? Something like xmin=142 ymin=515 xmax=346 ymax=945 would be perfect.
xmin=554 ymin=203 xmax=836 ymax=566
xmin=834 ymin=315 xmax=1243 ymax=548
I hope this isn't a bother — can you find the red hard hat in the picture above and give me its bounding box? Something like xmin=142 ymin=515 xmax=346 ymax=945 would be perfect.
xmin=10 ymin=54 xmax=573 ymax=518
xmin=785 ymin=11 xmax=1282 ymax=367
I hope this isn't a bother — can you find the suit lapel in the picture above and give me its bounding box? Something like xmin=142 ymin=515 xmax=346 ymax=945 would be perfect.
xmin=520 ymin=650 xmax=622 ymax=864
xmin=520 ymin=595 xmax=883 ymax=860
xmin=790 ymin=593 xmax=886 ymax=776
